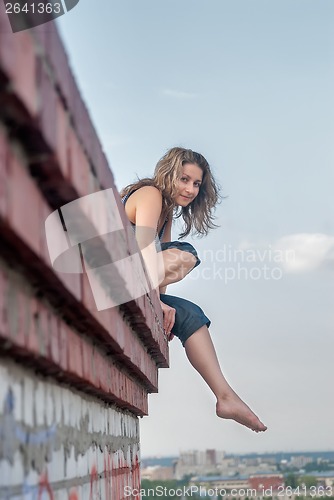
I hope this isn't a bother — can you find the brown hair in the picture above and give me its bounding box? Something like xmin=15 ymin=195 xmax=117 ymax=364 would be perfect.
xmin=120 ymin=147 xmax=222 ymax=238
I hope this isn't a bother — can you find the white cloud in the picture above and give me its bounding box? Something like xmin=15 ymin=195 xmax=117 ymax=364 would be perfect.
xmin=160 ymin=88 xmax=198 ymax=99
xmin=236 ymin=233 xmax=334 ymax=273
xmin=273 ymin=233 xmax=334 ymax=273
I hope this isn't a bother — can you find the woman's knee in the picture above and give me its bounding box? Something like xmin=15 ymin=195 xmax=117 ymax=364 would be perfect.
xmin=164 ymin=249 xmax=197 ymax=275
xmin=185 ymin=253 xmax=198 ymax=273
xmin=178 ymin=250 xmax=197 ymax=272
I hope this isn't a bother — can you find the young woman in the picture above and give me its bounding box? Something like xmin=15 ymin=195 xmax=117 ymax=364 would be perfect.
xmin=120 ymin=147 xmax=267 ymax=433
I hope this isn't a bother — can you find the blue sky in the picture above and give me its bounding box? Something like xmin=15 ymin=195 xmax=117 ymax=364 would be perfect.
xmin=57 ymin=0 xmax=334 ymax=455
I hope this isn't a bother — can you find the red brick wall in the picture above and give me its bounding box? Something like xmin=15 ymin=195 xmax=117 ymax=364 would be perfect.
xmin=0 ymin=5 xmax=168 ymax=498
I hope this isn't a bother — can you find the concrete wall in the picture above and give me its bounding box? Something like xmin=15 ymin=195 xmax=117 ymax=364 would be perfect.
xmin=0 ymin=5 xmax=168 ymax=498
xmin=0 ymin=359 xmax=141 ymax=499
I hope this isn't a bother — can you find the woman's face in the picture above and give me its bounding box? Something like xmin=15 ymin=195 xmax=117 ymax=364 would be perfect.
xmin=174 ymin=163 xmax=203 ymax=206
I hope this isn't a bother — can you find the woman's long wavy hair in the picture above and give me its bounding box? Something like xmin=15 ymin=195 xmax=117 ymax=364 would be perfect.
xmin=120 ymin=147 xmax=222 ymax=238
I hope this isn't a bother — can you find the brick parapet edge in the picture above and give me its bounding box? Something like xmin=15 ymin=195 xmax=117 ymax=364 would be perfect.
xmin=0 ymin=4 xmax=168 ymax=414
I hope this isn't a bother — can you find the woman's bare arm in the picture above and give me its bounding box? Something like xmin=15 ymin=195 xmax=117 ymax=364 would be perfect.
xmin=130 ymin=186 xmax=165 ymax=290
xmin=132 ymin=186 xmax=175 ymax=334
xmin=160 ymin=216 xmax=172 ymax=244
xmin=133 ymin=186 xmax=162 ymax=246
xmin=159 ymin=217 xmax=172 ymax=294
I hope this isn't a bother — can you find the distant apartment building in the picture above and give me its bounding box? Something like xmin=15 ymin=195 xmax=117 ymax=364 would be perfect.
xmin=289 ymin=455 xmax=313 ymax=469
xmin=190 ymin=475 xmax=249 ymax=491
xmin=219 ymin=457 xmax=277 ymax=477
xmin=141 ymin=465 xmax=174 ymax=481
xmin=190 ymin=473 xmax=285 ymax=499
xmin=206 ymin=449 xmax=218 ymax=466
xmin=235 ymin=463 xmax=278 ymax=476
xmin=310 ymin=471 xmax=334 ymax=487
xmin=175 ymin=449 xmax=225 ymax=479
xmin=220 ymin=456 xmax=241 ymax=473
xmin=175 ymin=450 xmax=281 ymax=480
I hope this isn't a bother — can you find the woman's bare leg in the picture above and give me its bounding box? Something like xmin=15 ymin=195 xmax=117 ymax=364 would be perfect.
xmin=159 ymin=249 xmax=197 ymax=288
xmin=184 ymin=325 xmax=267 ymax=432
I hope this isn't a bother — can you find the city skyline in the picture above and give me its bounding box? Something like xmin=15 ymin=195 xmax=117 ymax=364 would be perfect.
xmin=142 ymin=449 xmax=334 ymax=459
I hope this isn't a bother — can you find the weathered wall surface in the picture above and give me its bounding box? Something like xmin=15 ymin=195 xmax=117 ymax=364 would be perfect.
xmin=0 ymin=5 xmax=168 ymax=498
xmin=0 ymin=359 xmax=140 ymax=499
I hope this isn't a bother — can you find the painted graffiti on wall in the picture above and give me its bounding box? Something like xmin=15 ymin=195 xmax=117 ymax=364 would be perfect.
xmin=0 ymin=388 xmax=56 ymax=463
xmin=0 ymin=377 xmax=141 ymax=499
xmin=1 ymin=459 xmax=141 ymax=499
xmin=89 ymin=465 xmax=99 ymax=500
xmin=37 ymin=471 xmax=54 ymax=500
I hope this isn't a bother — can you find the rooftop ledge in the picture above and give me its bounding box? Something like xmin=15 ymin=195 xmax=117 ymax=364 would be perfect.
xmin=0 ymin=4 xmax=168 ymax=419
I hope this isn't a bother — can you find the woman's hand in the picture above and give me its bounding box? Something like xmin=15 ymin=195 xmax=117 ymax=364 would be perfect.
xmin=159 ymin=300 xmax=175 ymax=341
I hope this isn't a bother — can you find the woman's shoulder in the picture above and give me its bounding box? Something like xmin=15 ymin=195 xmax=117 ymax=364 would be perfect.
xmin=130 ymin=185 xmax=163 ymax=202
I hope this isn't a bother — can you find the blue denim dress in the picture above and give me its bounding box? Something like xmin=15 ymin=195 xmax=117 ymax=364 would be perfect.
xmin=122 ymin=190 xmax=211 ymax=346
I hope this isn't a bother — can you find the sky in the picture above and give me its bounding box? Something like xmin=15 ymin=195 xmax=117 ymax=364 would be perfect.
xmin=57 ymin=0 xmax=334 ymax=456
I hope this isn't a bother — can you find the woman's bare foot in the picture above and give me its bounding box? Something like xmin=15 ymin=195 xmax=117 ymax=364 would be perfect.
xmin=216 ymin=391 xmax=267 ymax=432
